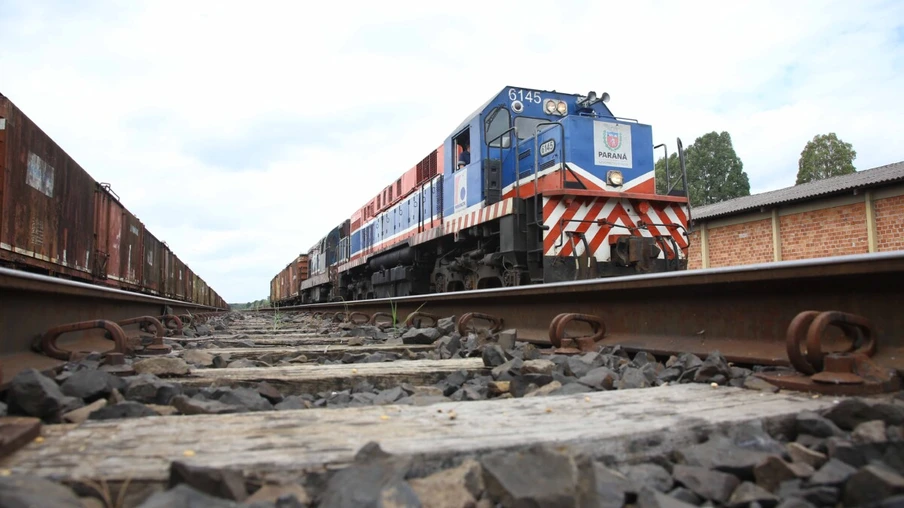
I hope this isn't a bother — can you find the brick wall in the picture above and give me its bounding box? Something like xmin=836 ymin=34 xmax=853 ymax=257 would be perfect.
xmin=688 ymin=188 xmax=904 ymax=269
xmin=687 ymin=230 xmax=702 ymax=269
xmin=779 ymin=203 xmax=868 ymax=261
xmin=707 ymin=219 xmax=773 ymax=268
xmin=876 ymin=194 xmax=904 ymax=252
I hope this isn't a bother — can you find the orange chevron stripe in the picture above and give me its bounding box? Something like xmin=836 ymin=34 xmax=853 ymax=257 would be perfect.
xmin=586 ymin=202 xmax=634 ymax=257
xmin=638 ymin=210 xmax=675 ymax=259
xmin=558 ymin=198 xmax=606 ymax=257
xmin=672 ymin=204 xmax=688 ymax=225
xmin=544 ymin=198 xmax=585 ymax=254
xmin=624 ymin=177 xmax=655 ymax=194
xmin=562 ymin=166 xmax=604 ymax=191
xmin=542 ymin=196 xmax=561 ymax=218
xmin=652 ymin=205 xmax=688 ymax=250
xmin=502 ymin=168 xmax=608 ymax=200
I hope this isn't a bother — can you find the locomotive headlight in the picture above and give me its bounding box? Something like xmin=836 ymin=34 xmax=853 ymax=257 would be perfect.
xmin=556 ymin=100 xmax=567 ymax=115
xmin=607 ymin=170 xmax=624 ymax=186
xmin=544 ymin=99 xmax=557 ymax=114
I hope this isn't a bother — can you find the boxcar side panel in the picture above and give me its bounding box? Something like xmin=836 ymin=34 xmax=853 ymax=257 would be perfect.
xmin=185 ymin=267 xmax=195 ymax=302
xmin=60 ymin=154 xmax=95 ymax=275
xmin=162 ymin=244 xmax=174 ymax=298
xmin=174 ymin=255 xmax=185 ymax=300
xmin=1 ymin=100 xmax=60 ymax=269
xmin=92 ymin=187 xmax=111 ymax=278
xmin=0 ymin=101 xmax=6 ymax=244
xmin=142 ymin=229 xmax=163 ymax=293
xmin=121 ymin=215 xmax=142 ymax=287
xmin=93 ymin=186 xmax=126 ymax=284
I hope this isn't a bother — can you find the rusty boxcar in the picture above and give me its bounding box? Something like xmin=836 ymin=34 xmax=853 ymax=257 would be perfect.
xmin=0 ymin=95 xmax=95 ymax=279
xmin=0 ymin=92 xmax=226 ymax=308
xmin=93 ymin=183 xmax=145 ymax=290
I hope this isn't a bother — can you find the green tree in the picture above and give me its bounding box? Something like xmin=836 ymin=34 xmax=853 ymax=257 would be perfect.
xmin=657 ymin=132 xmax=750 ymax=207
xmin=228 ymin=298 xmax=270 ymax=310
xmin=685 ymin=131 xmax=750 ymax=207
xmin=796 ymin=133 xmax=856 ymax=185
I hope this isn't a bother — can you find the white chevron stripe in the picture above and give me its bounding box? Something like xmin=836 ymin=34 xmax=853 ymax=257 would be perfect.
xmin=663 ymin=205 xmax=689 ymax=244
xmin=503 ymin=161 xmax=655 ymax=195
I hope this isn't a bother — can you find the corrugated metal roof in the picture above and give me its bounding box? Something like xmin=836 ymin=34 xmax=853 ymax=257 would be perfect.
xmin=692 ymin=160 xmax=904 ymax=222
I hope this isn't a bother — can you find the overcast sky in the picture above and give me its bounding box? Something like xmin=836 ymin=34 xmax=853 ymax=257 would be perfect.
xmin=2 ymin=0 xmax=902 ymax=303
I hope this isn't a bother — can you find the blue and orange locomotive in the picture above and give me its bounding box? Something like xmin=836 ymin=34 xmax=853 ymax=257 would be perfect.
xmin=270 ymin=86 xmax=690 ymax=305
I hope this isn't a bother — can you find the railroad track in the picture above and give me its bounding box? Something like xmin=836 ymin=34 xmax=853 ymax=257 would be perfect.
xmin=1 ymin=253 xmax=903 ymax=507
xmin=269 ymin=250 xmax=904 ymax=381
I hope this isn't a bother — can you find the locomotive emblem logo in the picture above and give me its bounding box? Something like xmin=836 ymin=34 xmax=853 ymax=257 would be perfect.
xmin=594 ymin=121 xmax=632 ymax=168
xmin=606 ymin=131 xmax=621 ymax=150
xmin=454 ymin=171 xmax=467 ymax=211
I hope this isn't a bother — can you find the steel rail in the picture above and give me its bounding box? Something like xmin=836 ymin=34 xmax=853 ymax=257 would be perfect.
xmin=0 ymin=267 xmax=224 ymax=308
xmin=262 ymin=251 xmax=904 ymax=374
xmin=0 ymin=267 xmax=223 ymax=385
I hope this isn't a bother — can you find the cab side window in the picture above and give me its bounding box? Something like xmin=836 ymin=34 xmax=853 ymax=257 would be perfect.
xmin=453 ymin=128 xmax=470 ymax=172
xmin=485 ymin=106 xmax=512 ymax=148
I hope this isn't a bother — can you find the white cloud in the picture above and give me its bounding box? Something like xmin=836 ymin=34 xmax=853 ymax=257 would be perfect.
xmin=2 ymin=0 xmax=902 ymax=301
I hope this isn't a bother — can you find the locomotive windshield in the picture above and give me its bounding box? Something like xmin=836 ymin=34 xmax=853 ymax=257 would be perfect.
xmin=485 ymin=107 xmax=511 ymax=148
xmin=514 ymin=116 xmax=555 ymax=140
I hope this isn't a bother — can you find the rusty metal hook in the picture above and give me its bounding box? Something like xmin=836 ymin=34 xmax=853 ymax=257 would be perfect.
xmin=347 ymin=310 xmax=370 ymax=326
xmin=118 ymin=315 xmax=172 ymax=355
xmin=38 ymin=320 xmax=131 ymax=361
xmin=457 ymin=312 xmax=503 ymax=336
xmin=347 ymin=311 xmax=371 ymax=325
xmin=178 ymin=314 xmax=194 ymax=327
xmin=548 ymin=313 xmax=606 ymax=350
xmin=786 ymin=310 xmax=820 ymax=375
xmin=805 ymin=311 xmax=876 ymax=373
xmin=786 ymin=310 xmax=876 ymax=375
xmin=760 ymin=309 xmax=897 ymax=395
xmin=369 ymin=312 xmax=395 ymax=328
xmin=118 ymin=315 xmax=164 ymax=339
xmin=158 ymin=314 xmax=184 ymax=336
xmin=405 ymin=311 xmax=440 ymax=328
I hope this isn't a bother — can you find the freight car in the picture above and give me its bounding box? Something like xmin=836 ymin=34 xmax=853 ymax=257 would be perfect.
xmin=0 ymin=93 xmax=226 ymax=309
xmin=271 ymin=86 xmax=690 ymax=306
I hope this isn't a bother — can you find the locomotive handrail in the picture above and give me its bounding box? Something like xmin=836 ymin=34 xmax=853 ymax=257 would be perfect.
xmin=667 ymin=139 xmax=688 ymax=198
xmin=676 ymin=137 xmax=692 ymax=223
xmin=576 ymin=112 xmax=641 ymax=123
xmin=487 ymin=126 xmax=520 ymax=196
xmin=533 ymin=122 xmax=573 ymax=229
xmin=654 ymin=143 xmax=670 ymax=193
xmin=654 ymin=140 xmax=691 ymax=200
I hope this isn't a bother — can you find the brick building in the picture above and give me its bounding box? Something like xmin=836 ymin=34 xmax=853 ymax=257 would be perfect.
xmin=687 ymin=161 xmax=904 ymax=269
